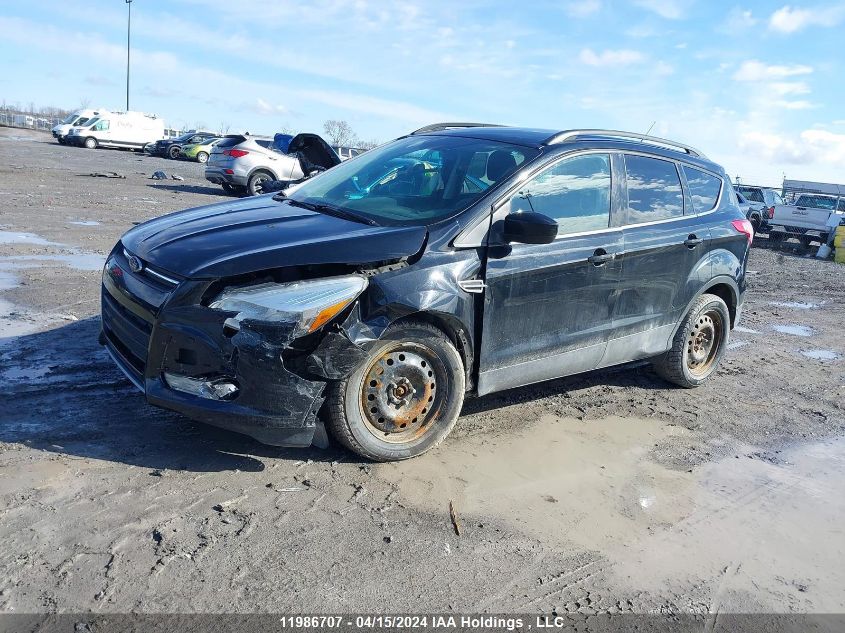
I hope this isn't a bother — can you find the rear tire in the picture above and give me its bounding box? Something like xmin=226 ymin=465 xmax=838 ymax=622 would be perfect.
xmin=197 ymin=151 xmax=209 ymax=164
xmin=84 ymin=137 xmax=97 ymax=149
xmin=325 ymin=321 xmax=465 ymax=462
xmin=653 ymin=293 xmax=730 ymax=388
xmin=247 ymin=170 xmax=273 ymax=196
xmin=749 ymin=214 xmax=761 ymax=234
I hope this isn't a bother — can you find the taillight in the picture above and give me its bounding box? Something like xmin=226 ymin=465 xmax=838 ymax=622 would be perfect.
xmin=732 ymin=218 xmax=754 ymax=245
xmin=767 ymin=206 xmax=775 ymax=219
xmin=224 ymin=149 xmax=249 ymax=158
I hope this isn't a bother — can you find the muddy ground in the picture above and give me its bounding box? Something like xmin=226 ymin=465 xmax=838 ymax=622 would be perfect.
xmin=1 ymin=127 xmax=844 ymax=616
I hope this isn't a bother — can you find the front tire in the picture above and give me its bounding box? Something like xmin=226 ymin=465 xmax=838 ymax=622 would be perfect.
xmin=168 ymin=145 xmax=180 ymax=159
xmin=653 ymin=293 xmax=730 ymax=388
xmin=84 ymin=137 xmax=97 ymax=149
xmin=325 ymin=321 xmax=465 ymax=461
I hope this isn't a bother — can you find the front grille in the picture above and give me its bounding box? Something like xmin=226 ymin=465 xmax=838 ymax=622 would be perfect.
xmin=102 ymin=290 xmax=152 ymax=375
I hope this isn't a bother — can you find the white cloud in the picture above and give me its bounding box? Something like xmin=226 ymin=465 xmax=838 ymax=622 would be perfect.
xmin=632 ymin=0 xmax=694 ymax=19
xmin=251 ymin=99 xmax=290 ymax=116
xmin=739 ymin=128 xmax=845 ymax=165
xmin=565 ymin=0 xmax=602 ymax=17
xmin=721 ymin=7 xmax=758 ymax=33
xmin=579 ymin=48 xmax=645 ymax=67
xmin=733 ymin=60 xmax=813 ymax=81
xmin=774 ymin=99 xmax=816 ymax=110
xmin=769 ymin=81 xmax=811 ymax=96
xmin=769 ymin=4 xmax=845 ymax=33
xmin=655 ymin=61 xmax=675 ymax=76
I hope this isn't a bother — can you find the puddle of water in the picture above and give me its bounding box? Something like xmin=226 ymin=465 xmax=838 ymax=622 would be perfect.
xmin=383 ymin=416 xmax=845 ymax=611
xmin=0 ymin=231 xmax=57 ymax=246
xmin=801 ymin=350 xmax=840 ymax=361
xmin=728 ymin=340 xmax=750 ymax=350
xmin=3 ymin=253 xmax=105 ymax=272
xmin=733 ymin=326 xmax=759 ymax=334
xmin=772 ymin=324 xmax=814 ymax=337
xmin=381 ymin=415 xmax=693 ymax=550
xmin=68 ymin=220 xmax=101 ymax=227
xmin=769 ymin=301 xmax=819 ymax=310
xmin=1 ymin=366 xmax=52 ymax=381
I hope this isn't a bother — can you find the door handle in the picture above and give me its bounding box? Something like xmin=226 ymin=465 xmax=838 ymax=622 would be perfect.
xmin=684 ymin=234 xmax=703 ymax=248
xmin=587 ymin=249 xmax=615 ymax=266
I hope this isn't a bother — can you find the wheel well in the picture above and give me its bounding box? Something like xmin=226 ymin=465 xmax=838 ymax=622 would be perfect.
xmin=392 ymin=312 xmax=474 ymax=391
xmin=705 ymin=283 xmax=737 ymax=327
xmin=249 ymin=167 xmax=276 ymax=180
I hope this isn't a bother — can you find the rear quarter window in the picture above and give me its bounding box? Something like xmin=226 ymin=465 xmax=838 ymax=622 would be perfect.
xmin=624 ymin=155 xmax=684 ymax=223
xmin=683 ymin=166 xmax=722 ymax=213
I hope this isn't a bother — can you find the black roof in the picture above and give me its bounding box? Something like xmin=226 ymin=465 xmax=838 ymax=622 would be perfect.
xmin=413 ymin=126 xmax=557 ymax=148
xmin=412 ymin=124 xmax=721 ymax=172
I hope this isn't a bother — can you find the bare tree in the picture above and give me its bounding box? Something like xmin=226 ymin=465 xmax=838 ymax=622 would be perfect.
xmin=323 ymin=119 xmax=358 ymax=146
xmin=218 ymin=121 xmax=231 ymax=135
xmin=79 ymin=97 xmax=91 ymax=109
xmin=356 ymin=139 xmax=381 ymax=150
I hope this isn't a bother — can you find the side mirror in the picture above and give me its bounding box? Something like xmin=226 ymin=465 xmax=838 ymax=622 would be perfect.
xmin=503 ymin=212 xmax=558 ymax=245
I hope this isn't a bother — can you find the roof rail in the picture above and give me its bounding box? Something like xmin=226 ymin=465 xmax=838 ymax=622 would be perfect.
xmin=411 ymin=122 xmax=504 ymax=135
xmin=544 ymin=129 xmax=707 ymax=159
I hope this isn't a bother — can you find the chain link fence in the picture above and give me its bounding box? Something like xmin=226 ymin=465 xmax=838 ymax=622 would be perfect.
xmin=0 ymin=106 xmax=65 ymax=131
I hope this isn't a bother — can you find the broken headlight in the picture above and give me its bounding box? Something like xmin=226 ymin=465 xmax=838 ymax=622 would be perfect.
xmin=209 ymin=275 xmax=368 ymax=337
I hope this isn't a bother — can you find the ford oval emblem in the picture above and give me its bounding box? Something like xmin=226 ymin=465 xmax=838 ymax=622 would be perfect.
xmin=127 ymin=255 xmax=144 ymax=273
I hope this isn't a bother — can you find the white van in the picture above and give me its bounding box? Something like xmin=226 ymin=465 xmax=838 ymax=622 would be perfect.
xmin=67 ymin=111 xmax=165 ymax=150
xmin=51 ymin=109 xmax=108 ymax=144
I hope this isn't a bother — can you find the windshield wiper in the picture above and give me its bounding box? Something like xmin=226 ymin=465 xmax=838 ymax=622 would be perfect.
xmin=282 ymin=198 xmax=378 ymax=226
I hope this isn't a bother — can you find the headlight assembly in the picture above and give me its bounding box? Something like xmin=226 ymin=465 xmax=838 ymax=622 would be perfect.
xmin=209 ymin=275 xmax=368 ymax=336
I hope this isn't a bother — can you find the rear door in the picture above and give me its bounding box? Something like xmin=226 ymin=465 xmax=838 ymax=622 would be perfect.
xmin=478 ymin=152 xmax=624 ymax=395
xmin=607 ymin=154 xmax=715 ymax=362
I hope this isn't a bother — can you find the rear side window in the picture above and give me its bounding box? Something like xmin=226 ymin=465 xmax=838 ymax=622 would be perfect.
xmin=508 ymin=153 xmax=611 ymax=235
xmin=683 ymin=166 xmax=722 ymax=213
xmin=738 ymin=187 xmax=764 ymax=203
xmin=772 ymin=191 xmax=784 ymax=205
xmin=215 ymin=136 xmax=246 ymax=149
xmin=838 ymin=199 xmax=845 ymax=213
xmin=624 ymin=155 xmax=684 ymax=223
xmin=255 ymin=140 xmax=273 ymax=149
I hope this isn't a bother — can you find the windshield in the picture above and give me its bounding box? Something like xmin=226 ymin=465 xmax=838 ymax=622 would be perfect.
xmin=286 ymin=136 xmax=538 ymax=225
xmin=79 ymin=117 xmax=99 ymax=129
xmin=62 ymin=112 xmax=81 ymax=124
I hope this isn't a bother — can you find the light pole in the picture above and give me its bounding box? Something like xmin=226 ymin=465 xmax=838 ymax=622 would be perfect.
xmin=125 ymin=0 xmax=132 ymax=111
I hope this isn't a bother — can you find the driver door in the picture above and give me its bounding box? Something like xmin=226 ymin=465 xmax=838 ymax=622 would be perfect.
xmin=477 ymin=152 xmax=623 ymax=396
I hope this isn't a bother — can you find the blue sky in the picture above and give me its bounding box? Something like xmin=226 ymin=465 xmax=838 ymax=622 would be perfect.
xmin=1 ymin=0 xmax=844 ymax=185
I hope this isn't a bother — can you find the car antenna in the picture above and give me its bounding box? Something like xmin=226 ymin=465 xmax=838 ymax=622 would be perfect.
xmin=640 ymin=121 xmax=656 ymax=141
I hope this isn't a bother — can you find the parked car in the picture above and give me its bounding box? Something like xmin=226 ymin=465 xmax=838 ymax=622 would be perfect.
xmin=333 ymin=146 xmax=366 ymax=161
xmin=769 ymin=193 xmax=845 ymax=246
xmin=66 ymin=111 xmax=165 ymax=150
xmin=735 ymin=185 xmax=784 ymax=231
xmin=52 ymin=108 xmax=108 ymax=144
xmin=101 ymin=124 xmax=750 ymax=461
xmin=205 ymin=132 xmax=340 ymax=196
xmin=179 ymin=137 xmax=223 ymax=163
xmin=148 ymin=131 xmax=219 ymax=159
xmin=735 ymin=190 xmax=765 ymax=233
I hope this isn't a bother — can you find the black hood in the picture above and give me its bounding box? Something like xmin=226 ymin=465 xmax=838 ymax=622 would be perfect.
xmin=120 ymin=196 xmax=427 ymax=279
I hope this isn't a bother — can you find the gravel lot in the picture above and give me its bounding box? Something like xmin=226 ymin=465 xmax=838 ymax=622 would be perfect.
xmin=1 ymin=127 xmax=844 ymax=615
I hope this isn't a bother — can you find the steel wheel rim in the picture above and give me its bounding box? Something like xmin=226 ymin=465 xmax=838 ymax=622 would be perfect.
xmin=253 ymin=175 xmax=270 ymax=193
xmin=198 ymin=153 xmax=208 ymax=163
xmin=686 ymin=310 xmax=723 ymax=377
xmin=358 ymin=342 xmax=447 ymax=444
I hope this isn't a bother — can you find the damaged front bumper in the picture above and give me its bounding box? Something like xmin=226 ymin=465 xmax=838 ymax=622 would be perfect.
xmin=98 ymin=249 xmax=353 ymax=447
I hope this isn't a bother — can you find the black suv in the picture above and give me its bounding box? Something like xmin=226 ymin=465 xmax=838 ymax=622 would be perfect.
xmin=101 ymin=124 xmax=751 ymax=461
xmin=149 ymin=131 xmax=219 ymax=159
